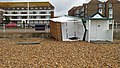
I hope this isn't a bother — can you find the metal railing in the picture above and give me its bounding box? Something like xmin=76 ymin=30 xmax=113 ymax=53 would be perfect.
xmin=0 ymin=23 xmax=50 ymax=33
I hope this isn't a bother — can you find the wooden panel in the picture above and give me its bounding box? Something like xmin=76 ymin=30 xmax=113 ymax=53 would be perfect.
xmin=50 ymin=21 xmax=62 ymax=41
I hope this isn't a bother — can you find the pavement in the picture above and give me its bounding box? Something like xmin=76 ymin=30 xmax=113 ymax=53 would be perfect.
xmin=0 ymin=28 xmax=50 ymax=33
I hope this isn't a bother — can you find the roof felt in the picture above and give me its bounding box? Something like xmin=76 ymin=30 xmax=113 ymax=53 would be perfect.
xmin=50 ymin=16 xmax=82 ymax=22
xmin=86 ymin=11 xmax=113 ymax=20
xmin=90 ymin=18 xmax=113 ymax=20
xmin=0 ymin=2 xmax=54 ymax=8
xmin=90 ymin=11 xmax=105 ymax=18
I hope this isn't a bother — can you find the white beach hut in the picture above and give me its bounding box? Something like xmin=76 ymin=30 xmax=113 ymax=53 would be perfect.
xmin=85 ymin=12 xmax=114 ymax=42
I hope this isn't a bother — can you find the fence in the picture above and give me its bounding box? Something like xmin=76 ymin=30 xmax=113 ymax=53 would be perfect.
xmin=0 ymin=23 xmax=50 ymax=33
xmin=0 ymin=23 xmax=120 ymax=39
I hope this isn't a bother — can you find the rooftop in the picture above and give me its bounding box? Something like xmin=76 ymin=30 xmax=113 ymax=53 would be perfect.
xmin=0 ymin=2 xmax=54 ymax=8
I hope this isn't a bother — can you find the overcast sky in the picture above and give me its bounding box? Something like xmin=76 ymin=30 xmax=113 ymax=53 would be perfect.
xmin=0 ymin=0 xmax=109 ymax=16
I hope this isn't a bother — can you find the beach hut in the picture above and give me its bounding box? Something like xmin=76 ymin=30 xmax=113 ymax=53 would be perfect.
xmin=50 ymin=16 xmax=85 ymax=41
xmin=85 ymin=12 xmax=114 ymax=42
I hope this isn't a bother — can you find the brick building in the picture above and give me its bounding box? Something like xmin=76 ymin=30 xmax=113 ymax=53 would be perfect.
xmin=83 ymin=0 xmax=106 ymax=18
xmin=105 ymin=0 xmax=120 ymax=23
xmin=68 ymin=6 xmax=83 ymax=17
xmin=68 ymin=7 xmax=77 ymax=16
xmin=68 ymin=0 xmax=120 ymax=24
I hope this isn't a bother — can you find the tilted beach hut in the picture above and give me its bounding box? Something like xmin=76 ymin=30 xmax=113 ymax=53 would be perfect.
xmin=50 ymin=16 xmax=85 ymax=41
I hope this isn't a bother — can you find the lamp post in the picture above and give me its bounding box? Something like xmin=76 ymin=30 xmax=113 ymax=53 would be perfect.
xmin=27 ymin=1 xmax=29 ymax=25
xmin=25 ymin=1 xmax=29 ymax=32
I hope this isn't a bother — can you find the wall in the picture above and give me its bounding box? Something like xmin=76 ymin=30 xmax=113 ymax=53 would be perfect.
xmin=50 ymin=21 xmax=62 ymax=41
xmin=4 ymin=9 xmax=53 ymax=24
xmin=61 ymin=22 xmax=84 ymax=41
xmin=0 ymin=32 xmax=50 ymax=38
xmin=106 ymin=0 xmax=120 ymax=23
xmin=76 ymin=22 xmax=84 ymax=40
xmin=90 ymin=20 xmax=111 ymax=41
xmin=85 ymin=0 xmax=107 ymax=17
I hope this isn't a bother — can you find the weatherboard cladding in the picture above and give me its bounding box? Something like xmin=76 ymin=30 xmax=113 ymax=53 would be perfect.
xmin=50 ymin=21 xmax=62 ymax=41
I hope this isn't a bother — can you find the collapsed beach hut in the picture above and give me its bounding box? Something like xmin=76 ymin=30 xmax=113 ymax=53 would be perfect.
xmin=50 ymin=16 xmax=85 ymax=41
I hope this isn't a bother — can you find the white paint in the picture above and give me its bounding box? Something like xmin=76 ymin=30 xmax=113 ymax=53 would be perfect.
xmin=92 ymin=14 xmax=103 ymax=18
xmin=90 ymin=20 xmax=107 ymax=41
xmin=86 ymin=20 xmax=114 ymax=42
xmin=86 ymin=13 xmax=114 ymax=42
xmin=0 ymin=9 xmax=5 ymax=12
xmin=51 ymin=16 xmax=85 ymax=41
xmin=88 ymin=20 xmax=91 ymax=42
xmin=51 ymin=16 xmax=80 ymax=22
xmin=61 ymin=21 xmax=84 ymax=41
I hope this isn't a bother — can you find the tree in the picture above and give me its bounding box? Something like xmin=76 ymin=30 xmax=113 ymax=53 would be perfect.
xmin=4 ymin=16 xmax=10 ymax=24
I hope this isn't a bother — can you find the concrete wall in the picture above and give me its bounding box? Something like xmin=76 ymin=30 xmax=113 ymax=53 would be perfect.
xmin=0 ymin=32 xmax=50 ymax=38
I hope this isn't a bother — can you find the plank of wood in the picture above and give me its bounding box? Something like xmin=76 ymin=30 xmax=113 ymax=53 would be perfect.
xmin=16 ymin=42 xmax=40 ymax=45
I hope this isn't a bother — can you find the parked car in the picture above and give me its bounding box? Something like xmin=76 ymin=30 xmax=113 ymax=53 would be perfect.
xmin=5 ymin=22 xmax=17 ymax=28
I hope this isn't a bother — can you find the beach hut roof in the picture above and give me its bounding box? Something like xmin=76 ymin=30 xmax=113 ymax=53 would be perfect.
xmin=50 ymin=16 xmax=82 ymax=22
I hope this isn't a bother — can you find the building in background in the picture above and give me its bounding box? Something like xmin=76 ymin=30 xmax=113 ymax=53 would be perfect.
xmin=105 ymin=0 xmax=120 ymax=26
xmin=83 ymin=0 xmax=106 ymax=18
xmin=68 ymin=6 xmax=82 ymax=17
xmin=0 ymin=2 xmax=54 ymax=27
xmin=68 ymin=0 xmax=120 ymax=27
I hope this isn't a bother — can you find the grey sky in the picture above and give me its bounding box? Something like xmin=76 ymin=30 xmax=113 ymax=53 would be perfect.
xmin=0 ymin=0 xmax=109 ymax=16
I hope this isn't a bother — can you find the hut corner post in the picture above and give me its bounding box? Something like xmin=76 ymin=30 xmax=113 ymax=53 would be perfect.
xmin=82 ymin=19 xmax=87 ymax=41
xmin=88 ymin=20 xmax=91 ymax=42
xmin=111 ymin=20 xmax=114 ymax=42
